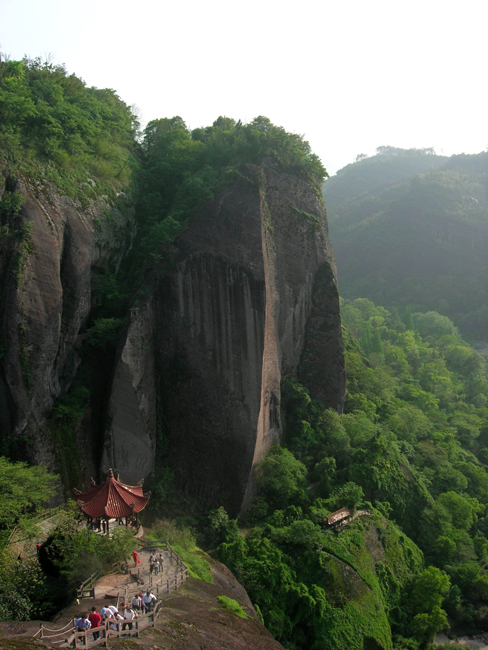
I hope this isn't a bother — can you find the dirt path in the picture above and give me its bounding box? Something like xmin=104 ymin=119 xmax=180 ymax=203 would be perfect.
xmin=0 ymin=537 xmax=186 ymax=642
xmin=55 ymin=544 xmax=183 ymax=623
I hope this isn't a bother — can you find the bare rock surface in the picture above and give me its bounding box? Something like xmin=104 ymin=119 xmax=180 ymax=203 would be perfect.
xmin=0 ymin=172 xmax=133 ymax=470
xmin=1 ymin=162 xmax=345 ymax=514
xmin=156 ymin=164 xmax=345 ymax=513
xmin=102 ymin=302 xmax=157 ymax=484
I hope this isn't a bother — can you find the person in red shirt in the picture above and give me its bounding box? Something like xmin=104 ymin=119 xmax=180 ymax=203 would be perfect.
xmin=88 ymin=606 xmax=102 ymax=641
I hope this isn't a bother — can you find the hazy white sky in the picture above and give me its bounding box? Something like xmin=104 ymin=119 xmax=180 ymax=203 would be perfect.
xmin=1 ymin=0 xmax=486 ymax=174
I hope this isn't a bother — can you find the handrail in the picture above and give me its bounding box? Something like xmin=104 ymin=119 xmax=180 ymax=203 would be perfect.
xmin=40 ymin=621 xmax=74 ymax=634
xmin=76 ymin=570 xmax=99 ymax=599
xmin=7 ymin=525 xmax=18 ymax=544
xmin=8 ymin=505 xmax=65 ymax=545
xmin=33 ymin=544 xmax=190 ymax=645
xmin=77 ymin=571 xmax=98 ymax=591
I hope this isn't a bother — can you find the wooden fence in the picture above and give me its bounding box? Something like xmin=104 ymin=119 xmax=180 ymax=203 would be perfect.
xmin=8 ymin=505 xmax=65 ymax=545
xmin=34 ymin=540 xmax=189 ymax=647
xmin=33 ymin=602 xmax=161 ymax=648
xmin=76 ymin=571 xmax=99 ymax=600
xmin=131 ymin=539 xmax=189 ymax=598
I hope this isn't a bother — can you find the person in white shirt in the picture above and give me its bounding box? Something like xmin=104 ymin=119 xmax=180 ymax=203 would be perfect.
xmin=109 ymin=613 xmax=123 ymax=631
xmin=123 ymin=604 xmax=137 ymax=631
xmin=142 ymin=590 xmax=157 ymax=612
xmin=131 ymin=594 xmax=142 ymax=612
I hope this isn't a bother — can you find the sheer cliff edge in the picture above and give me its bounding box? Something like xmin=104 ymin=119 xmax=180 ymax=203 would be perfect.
xmin=150 ymin=163 xmax=345 ymax=513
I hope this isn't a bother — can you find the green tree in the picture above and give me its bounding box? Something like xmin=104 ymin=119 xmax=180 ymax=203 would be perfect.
xmin=256 ymin=446 xmax=307 ymax=510
xmin=0 ymin=457 xmax=57 ymax=532
xmin=410 ymin=606 xmax=449 ymax=647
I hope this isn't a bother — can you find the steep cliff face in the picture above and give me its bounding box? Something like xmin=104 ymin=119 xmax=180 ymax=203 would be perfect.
xmin=0 ymin=171 xmax=133 ymax=469
xmin=101 ymin=300 xmax=157 ymax=484
xmin=1 ymin=162 xmax=345 ymax=512
xmin=153 ymin=164 xmax=345 ymax=513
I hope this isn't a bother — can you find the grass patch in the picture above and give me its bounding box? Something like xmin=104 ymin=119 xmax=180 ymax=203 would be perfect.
xmin=147 ymin=520 xmax=213 ymax=583
xmin=216 ymin=595 xmax=251 ymax=619
xmin=174 ymin=546 xmax=212 ymax=583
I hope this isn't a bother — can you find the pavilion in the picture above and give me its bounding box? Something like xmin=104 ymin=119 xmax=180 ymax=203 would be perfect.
xmin=74 ymin=469 xmax=150 ymax=533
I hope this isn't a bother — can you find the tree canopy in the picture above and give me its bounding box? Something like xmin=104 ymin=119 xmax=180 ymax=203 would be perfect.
xmin=0 ymin=457 xmax=58 ymax=533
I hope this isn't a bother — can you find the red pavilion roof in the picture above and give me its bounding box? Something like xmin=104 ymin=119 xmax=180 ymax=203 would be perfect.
xmin=74 ymin=471 xmax=150 ymax=519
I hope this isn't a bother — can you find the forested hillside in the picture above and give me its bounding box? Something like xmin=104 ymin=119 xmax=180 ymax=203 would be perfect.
xmin=216 ymin=299 xmax=488 ymax=649
xmin=324 ymin=147 xmax=488 ymax=341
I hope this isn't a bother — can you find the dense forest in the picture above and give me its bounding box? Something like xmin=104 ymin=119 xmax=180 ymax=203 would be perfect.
xmin=1 ymin=58 xmax=488 ymax=650
xmin=324 ymin=147 xmax=488 ymax=341
xmin=212 ymin=299 xmax=488 ymax=649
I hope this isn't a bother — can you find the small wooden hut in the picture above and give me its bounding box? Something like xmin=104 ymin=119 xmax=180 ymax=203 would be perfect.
xmin=326 ymin=507 xmax=351 ymax=527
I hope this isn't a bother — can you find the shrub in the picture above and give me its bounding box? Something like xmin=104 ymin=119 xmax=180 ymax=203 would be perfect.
xmin=216 ymin=595 xmax=251 ymax=619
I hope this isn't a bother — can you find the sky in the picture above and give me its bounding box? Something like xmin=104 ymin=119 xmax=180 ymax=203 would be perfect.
xmin=1 ymin=0 xmax=487 ymax=175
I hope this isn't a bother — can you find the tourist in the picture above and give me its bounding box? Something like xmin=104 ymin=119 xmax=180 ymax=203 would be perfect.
xmin=74 ymin=613 xmax=91 ymax=644
xmin=74 ymin=614 xmax=91 ymax=632
xmin=131 ymin=593 xmax=142 ymax=612
xmin=88 ymin=606 xmax=102 ymax=641
xmin=109 ymin=612 xmax=123 ymax=632
xmin=142 ymin=589 xmax=157 ymax=613
xmin=100 ymin=605 xmax=111 ymax=620
xmin=149 ymin=551 xmax=156 ymax=574
xmin=108 ymin=605 xmax=118 ymax=616
xmin=158 ymin=553 xmax=164 ymax=573
xmin=132 ymin=549 xmax=140 ymax=567
xmin=123 ymin=603 xmax=137 ymax=631
xmin=104 ymin=609 xmax=122 ymax=632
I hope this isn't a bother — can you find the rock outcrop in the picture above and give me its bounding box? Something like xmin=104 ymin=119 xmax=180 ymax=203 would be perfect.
xmin=101 ymin=300 xmax=157 ymax=484
xmin=1 ymin=163 xmax=345 ymax=513
xmin=153 ymin=164 xmax=345 ymax=513
xmin=0 ymin=171 xmax=133 ymax=470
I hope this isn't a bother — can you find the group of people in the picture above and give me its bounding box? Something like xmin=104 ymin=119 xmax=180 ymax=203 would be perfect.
xmin=85 ymin=516 xmax=141 ymax=535
xmin=73 ymin=548 xmax=163 ymax=643
xmin=74 ymin=592 xmax=157 ymax=642
xmin=132 ymin=589 xmax=157 ymax=613
xmin=149 ymin=550 xmax=164 ymax=576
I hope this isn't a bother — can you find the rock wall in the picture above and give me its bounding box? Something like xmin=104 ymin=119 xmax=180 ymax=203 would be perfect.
xmin=155 ymin=165 xmax=345 ymax=513
xmin=102 ymin=301 xmax=157 ymax=484
xmin=1 ymin=163 xmax=345 ymax=512
xmin=0 ymin=171 xmax=133 ymax=472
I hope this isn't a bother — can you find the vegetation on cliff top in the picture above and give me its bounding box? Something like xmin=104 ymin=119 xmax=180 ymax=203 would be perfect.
xmin=125 ymin=113 xmax=327 ymax=285
xmin=0 ymin=56 xmax=139 ymax=200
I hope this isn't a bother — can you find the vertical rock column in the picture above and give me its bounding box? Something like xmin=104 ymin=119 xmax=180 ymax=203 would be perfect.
xmin=102 ymin=301 xmax=157 ymax=485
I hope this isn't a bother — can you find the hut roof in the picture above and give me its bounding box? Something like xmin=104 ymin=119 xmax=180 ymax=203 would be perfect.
xmin=74 ymin=470 xmax=150 ymax=519
xmin=326 ymin=507 xmax=351 ymax=526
